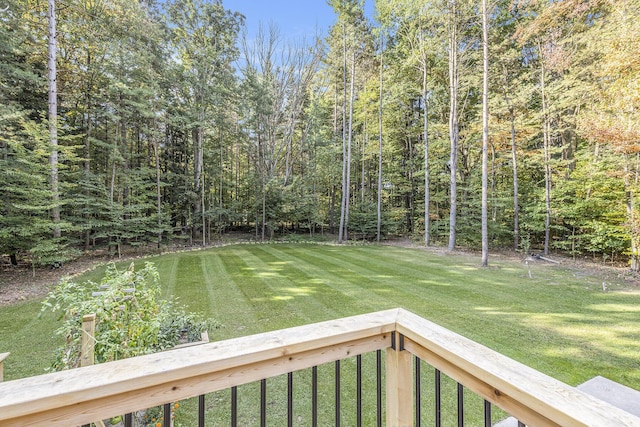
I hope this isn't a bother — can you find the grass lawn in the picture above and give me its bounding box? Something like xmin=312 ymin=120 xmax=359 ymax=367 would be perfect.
xmin=1 ymin=243 xmax=639 ymax=424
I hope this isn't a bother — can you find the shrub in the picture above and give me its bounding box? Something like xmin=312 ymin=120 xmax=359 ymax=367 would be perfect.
xmin=40 ymin=261 xmax=217 ymax=370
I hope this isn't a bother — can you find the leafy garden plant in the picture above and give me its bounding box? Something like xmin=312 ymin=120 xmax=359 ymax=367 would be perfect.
xmin=40 ymin=261 xmax=217 ymax=371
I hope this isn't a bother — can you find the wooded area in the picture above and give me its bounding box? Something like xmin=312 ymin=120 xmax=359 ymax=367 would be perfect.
xmin=1 ymin=0 xmax=639 ymax=267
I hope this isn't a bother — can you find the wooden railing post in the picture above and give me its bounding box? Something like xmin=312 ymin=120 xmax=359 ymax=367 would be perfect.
xmin=0 ymin=352 xmax=9 ymax=382
xmin=386 ymin=333 xmax=413 ymax=427
xmin=81 ymin=314 xmax=96 ymax=367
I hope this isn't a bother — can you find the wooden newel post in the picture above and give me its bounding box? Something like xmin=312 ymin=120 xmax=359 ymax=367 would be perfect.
xmin=386 ymin=333 xmax=413 ymax=427
xmin=81 ymin=314 xmax=96 ymax=367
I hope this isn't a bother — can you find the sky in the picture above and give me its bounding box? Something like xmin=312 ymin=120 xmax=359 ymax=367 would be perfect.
xmin=224 ymin=0 xmax=375 ymax=41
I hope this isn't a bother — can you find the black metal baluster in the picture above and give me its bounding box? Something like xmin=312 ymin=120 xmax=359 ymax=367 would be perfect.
xmin=376 ymin=350 xmax=382 ymax=427
xmin=415 ymin=356 xmax=421 ymax=427
xmin=199 ymin=394 xmax=206 ymax=427
xmin=484 ymin=400 xmax=492 ymax=427
xmin=357 ymin=354 xmax=362 ymax=427
xmin=288 ymin=372 xmax=293 ymax=427
xmin=164 ymin=403 xmax=172 ymax=427
xmin=312 ymin=366 xmax=318 ymax=427
xmin=261 ymin=379 xmax=267 ymax=427
xmin=457 ymin=383 xmax=464 ymax=427
xmin=435 ymin=369 xmax=442 ymax=427
xmin=231 ymin=386 xmax=238 ymax=427
xmin=124 ymin=412 xmax=132 ymax=427
xmin=335 ymin=360 xmax=341 ymax=427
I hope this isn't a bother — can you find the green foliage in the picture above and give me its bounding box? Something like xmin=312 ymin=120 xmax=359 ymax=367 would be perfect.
xmin=40 ymin=262 xmax=216 ymax=370
xmin=1 ymin=0 xmax=637 ymax=264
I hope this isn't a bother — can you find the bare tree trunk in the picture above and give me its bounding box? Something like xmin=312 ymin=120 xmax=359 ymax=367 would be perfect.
xmin=539 ymin=47 xmax=552 ymax=256
xmin=219 ymin=135 xmax=224 ymax=237
xmin=500 ymin=62 xmax=519 ymax=251
xmin=152 ymin=131 xmax=162 ymax=250
xmin=84 ymin=82 xmax=93 ymax=250
xmin=201 ymin=165 xmax=206 ymax=246
xmin=344 ymin=49 xmax=356 ymax=242
xmin=377 ymin=34 xmax=384 ymax=243
xmin=423 ymin=55 xmax=430 ymax=247
xmin=338 ymin=22 xmax=348 ymax=243
xmin=48 ymin=0 xmax=60 ymax=239
xmin=447 ymin=0 xmax=459 ymax=252
xmin=361 ymin=126 xmax=366 ymax=204
xmin=510 ymin=107 xmax=519 ymax=250
xmin=262 ymin=186 xmax=266 ymax=242
xmin=193 ymin=124 xmax=203 ymax=241
xmin=481 ymin=0 xmax=489 ymax=267
xmin=624 ymin=160 xmax=639 ymax=271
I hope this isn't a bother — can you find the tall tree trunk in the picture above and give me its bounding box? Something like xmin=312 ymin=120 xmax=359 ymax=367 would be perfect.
xmin=539 ymin=48 xmax=552 ymax=256
xmin=330 ymin=80 xmax=339 ymax=235
xmin=510 ymin=107 xmax=519 ymax=251
xmin=361 ymin=126 xmax=366 ymax=204
xmin=219 ymin=135 xmax=224 ymax=237
xmin=481 ymin=0 xmax=489 ymax=267
xmin=377 ymin=34 xmax=384 ymax=243
xmin=193 ymin=107 xmax=204 ymax=243
xmin=84 ymin=87 xmax=92 ymax=250
xmin=344 ymin=49 xmax=356 ymax=242
xmin=624 ymin=159 xmax=639 ymax=271
xmin=152 ymin=124 xmax=162 ymax=249
xmin=406 ymin=136 xmax=414 ymax=232
xmin=338 ymin=22 xmax=348 ymax=244
xmin=48 ymin=0 xmax=60 ymax=239
xmin=501 ymin=63 xmax=519 ymax=251
xmin=423 ymin=55 xmax=430 ymax=247
xmin=447 ymin=0 xmax=459 ymax=252
xmin=262 ymin=185 xmax=266 ymax=242
xmin=201 ymin=168 xmax=206 ymax=246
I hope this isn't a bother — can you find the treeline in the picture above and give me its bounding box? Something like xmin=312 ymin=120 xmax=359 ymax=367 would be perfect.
xmin=1 ymin=0 xmax=639 ymax=268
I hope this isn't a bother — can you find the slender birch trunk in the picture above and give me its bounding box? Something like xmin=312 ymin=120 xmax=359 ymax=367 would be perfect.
xmin=539 ymin=44 xmax=552 ymax=255
xmin=510 ymin=107 xmax=519 ymax=250
xmin=447 ymin=0 xmax=459 ymax=252
xmin=344 ymin=49 xmax=356 ymax=242
xmin=48 ymin=0 xmax=60 ymax=239
xmin=338 ymin=22 xmax=348 ymax=243
xmin=152 ymin=121 xmax=162 ymax=249
xmin=481 ymin=0 xmax=489 ymax=267
xmin=423 ymin=53 xmax=430 ymax=247
xmin=377 ymin=33 xmax=384 ymax=243
xmin=624 ymin=159 xmax=639 ymax=271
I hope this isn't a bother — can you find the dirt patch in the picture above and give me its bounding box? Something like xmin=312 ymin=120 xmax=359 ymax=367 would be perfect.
xmin=0 ymin=256 xmax=110 ymax=306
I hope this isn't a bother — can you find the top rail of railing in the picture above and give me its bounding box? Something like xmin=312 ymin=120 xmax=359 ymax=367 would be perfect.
xmin=0 ymin=308 xmax=638 ymax=426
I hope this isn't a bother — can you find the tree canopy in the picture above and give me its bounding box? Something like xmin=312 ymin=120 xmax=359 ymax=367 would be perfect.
xmin=1 ymin=0 xmax=638 ymax=268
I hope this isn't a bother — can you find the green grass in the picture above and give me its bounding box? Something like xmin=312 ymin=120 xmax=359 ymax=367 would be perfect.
xmin=1 ymin=243 xmax=639 ymax=425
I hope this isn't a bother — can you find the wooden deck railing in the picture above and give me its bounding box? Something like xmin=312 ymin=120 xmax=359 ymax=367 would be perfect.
xmin=0 ymin=308 xmax=639 ymax=426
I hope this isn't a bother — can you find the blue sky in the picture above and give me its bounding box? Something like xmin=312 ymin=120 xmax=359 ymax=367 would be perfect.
xmin=224 ymin=0 xmax=375 ymax=41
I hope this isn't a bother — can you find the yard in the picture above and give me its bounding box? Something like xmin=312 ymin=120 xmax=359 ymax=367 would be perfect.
xmin=1 ymin=243 xmax=639 ymax=424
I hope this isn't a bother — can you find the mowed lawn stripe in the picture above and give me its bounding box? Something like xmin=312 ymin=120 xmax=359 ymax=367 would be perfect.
xmin=228 ymin=245 xmax=330 ymax=328
xmin=244 ymin=245 xmax=346 ymax=321
xmin=329 ymin=246 xmax=549 ymax=317
xmin=199 ymin=251 xmax=259 ymax=337
xmin=215 ymin=245 xmax=312 ymax=331
xmin=288 ymin=246 xmax=456 ymax=315
xmin=0 ymin=301 xmax=60 ymax=380
xmin=158 ymin=256 xmax=179 ymax=298
xmin=160 ymin=253 xmax=211 ymax=312
xmin=258 ymin=244 xmax=399 ymax=315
